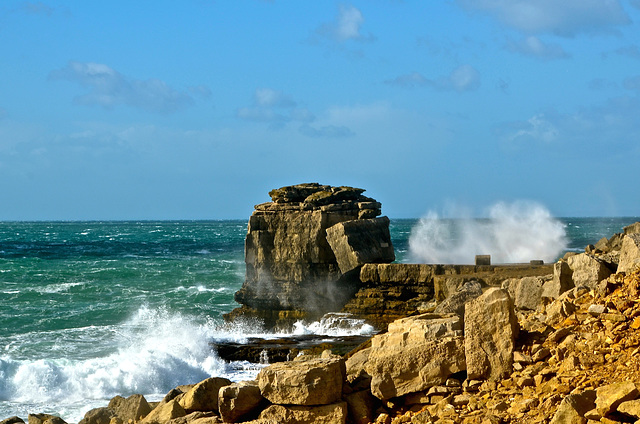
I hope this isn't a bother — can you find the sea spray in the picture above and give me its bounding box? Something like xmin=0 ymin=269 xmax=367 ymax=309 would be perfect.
xmin=408 ymin=201 xmax=568 ymax=264
xmin=0 ymin=306 xmax=261 ymax=423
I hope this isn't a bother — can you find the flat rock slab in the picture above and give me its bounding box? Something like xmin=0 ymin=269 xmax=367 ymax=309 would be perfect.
xmin=212 ymin=334 xmax=372 ymax=363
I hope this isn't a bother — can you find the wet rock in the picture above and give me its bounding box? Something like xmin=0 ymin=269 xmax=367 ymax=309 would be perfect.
xmin=1 ymin=418 xmax=24 ymax=424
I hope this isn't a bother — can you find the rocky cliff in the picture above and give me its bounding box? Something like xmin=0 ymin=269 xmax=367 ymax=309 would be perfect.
xmin=227 ymin=183 xmax=395 ymax=328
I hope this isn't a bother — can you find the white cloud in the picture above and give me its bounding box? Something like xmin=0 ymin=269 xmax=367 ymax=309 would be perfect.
xmin=506 ymin=36 xmax=570 ymax=60
xmin=457 ymin=0 xmax=630 ymax=36
xmin=49 ymin=61 xmax=195 ymax=113
xmin=254 ymin=88 xmax=296 ymax=107
xmin=236 ymin=88 xmax=315 ymax=129
xmin=386 ymin=65 xmax=481 ymax=92
xmin=315 ymin=5 xmax=373 ymax=42
xmin=17 ymin=1 xmax=54 ymax=16
xmin=498 ymin=96 xmax=640 ymax=148
xmin=299 ymin=124 xmax=354 ymax=138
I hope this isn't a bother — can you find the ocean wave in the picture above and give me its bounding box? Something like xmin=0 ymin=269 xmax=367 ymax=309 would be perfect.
xmin=0 ymin=306 xmax=259 ymax=423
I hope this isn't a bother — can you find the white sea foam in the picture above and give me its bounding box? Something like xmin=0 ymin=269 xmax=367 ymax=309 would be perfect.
xmin=292 ymin=313 xmax=376 ymax=337
xmin=409 ymin=201 xmax=567 ymax=264
xmin=0 ymin=306 xmax=260 ymax=423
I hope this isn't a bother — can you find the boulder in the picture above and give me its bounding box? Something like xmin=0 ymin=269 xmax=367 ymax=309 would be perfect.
xmin=595 ymin=381 xmax=639 ymax=416
xmin=345 ymin=390 xmax=375 ymax=424
xmin=108 ymin=394 xmax=152 ymax=422
xmin=567 ymin=253 xmax=612 ymax=289
xmin=501 ymin=276 xmax=544 ymax=310
xmin=549 ymin=390 xmax=596 ymax=424
xmin=464 ymin=288 xmax=518 ymax=381
xmin=258 ymin=357 xmax=345 ymax=406
xmin=624 ymin=222 xmax=640 ymax=235
xmin=433 ymin=280 xmax=483 ymax=317
xmin=258 ymin=402 xmax=347 ymax=424
xmin=363 ymin=313 xmax=466 ymax=400
xmin=218 ymin=381 xmax=264 ymax=423
xmin=618 ymin=399 xmax=640 ymax=419
xmin=325 ymin=217 xmax=395 ymax=274
xmin=618 ymin=233 xmax=640 ymax=275
xmin=139 ymin=399 xmax=186 ymax=424
xmin=27 ymin=416 xmax=66 ymax=424
xmin=543 ymin=261 xmax=574 ymax=299
xmin=1 ymin=418 xmax=24 ymax=424
xmin=179 ymin=377 xmax=231 ymax=413
xmin=78 ymin=408 xmax=114 ymax=424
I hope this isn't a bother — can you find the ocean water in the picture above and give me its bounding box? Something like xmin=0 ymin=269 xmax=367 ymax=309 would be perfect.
xmin=1 ymin=217 xmax=638 ymax=422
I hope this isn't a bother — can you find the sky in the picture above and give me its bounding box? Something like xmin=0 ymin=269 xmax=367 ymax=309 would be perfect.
xmin=1 ymin=1 xmax=640 ymax=220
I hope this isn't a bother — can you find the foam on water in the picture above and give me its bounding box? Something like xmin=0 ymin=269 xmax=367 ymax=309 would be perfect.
xmin=409 ymin=201 xmax=568 ymax=264
xmin=292 ymin=313 xmax=376 ymax=337
xmin=0 ymin=306 xmax=262 ymax=423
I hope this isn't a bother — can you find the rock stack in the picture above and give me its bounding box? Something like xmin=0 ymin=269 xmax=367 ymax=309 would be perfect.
xmin=227 ymin=183 xmax=395 ymax=329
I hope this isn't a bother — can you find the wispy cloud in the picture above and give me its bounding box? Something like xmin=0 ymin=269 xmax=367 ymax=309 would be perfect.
xmin=456 ymin=0 xmax=630 ymax=37
xmin=497 ymin=96 xmax=640 ymax=148
xmin=611 ymin=45 xmax=640 ymax=60
xmin=386 ymin=65 xmax=481 ymax=92
xmin=299 ymin=124 xmax=354 ymax=138
xmin=623 ymin=75 xmax=640 ymax=92
xmin=506 ymin=36 xmax=570 ymax=60
xmin=315 ymin=4 xmax=375 ymax=43
xmin=49 ymin=61 xmax=197 ymax=114
xmin=16 ymin=1 xmax=54 ymax=16
xmin=236 ymin=88 xmax=314 ymax=129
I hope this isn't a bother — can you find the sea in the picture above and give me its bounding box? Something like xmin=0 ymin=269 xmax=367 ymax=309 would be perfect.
xmin=1 ymin=216 xmax=638 ymax=422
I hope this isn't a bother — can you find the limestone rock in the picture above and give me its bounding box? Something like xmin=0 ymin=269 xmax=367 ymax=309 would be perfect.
xmin=549 ymin=390 xmax=596 ymax=424
xmin=618 ymin=399 xmax=640 ymax=419
xmin=258 ymin=357 xmax=345 ymax=406
xmin=543 ymin=261 xmax=574 ymax=299
xmin=464 ymin=288 xmax=518 ymax=381
xmin=502 ymin=276 xmax=544 ymax=310
xmin=178 ymin=377 xmax=231 ymax=413
xmin=595 ymin=381 xmax=639 ymax=416
xmin=231 ymin=183 xmax=388 ymax=327
xmin=27 ymin=415 xmax=66 ymax=424
xmin=108 ymin=394 xmax=152 ymax=422
xmin=345 ymin=390 xmax=375 ymax=424
xmin=618 ymin=233 xmax=640 ymax=275
xmin=78 ymin=408 xmax=114 ymax=424
xmin=433 ymin=280 xmax=483 ymax=317
xmin=624 ymin=222 xmax=640 ymax=235
xmin=218 ymin=381 xmax=264 ymax=423
xmin=364 ymin=313 xmax=466 ymax=400
xmin=567 ymin=253 xmax=613 ymax=289
xmin=258 ymin=402 xmax=347 ymax=424
xmin=139 ymin=400 xmax=186 ymax=424
xmin=325 ymin=217 xmax=395 ymax=274
xmin=1 ymin=418 xmax=24 ymax=424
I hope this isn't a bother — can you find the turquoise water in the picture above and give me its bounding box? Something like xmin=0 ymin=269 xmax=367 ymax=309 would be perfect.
xmin=1 ymin=217 xmax=638 ymax=422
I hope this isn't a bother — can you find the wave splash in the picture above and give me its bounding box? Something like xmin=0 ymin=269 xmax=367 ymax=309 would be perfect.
xmin=0 ymin=306 xmax=235 ymax=422
xmin=408 ymin=201 xmax=568 ymax=264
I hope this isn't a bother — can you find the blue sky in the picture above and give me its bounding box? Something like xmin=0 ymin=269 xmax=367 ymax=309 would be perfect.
xmin=1 ymin=1 xmax=640 ymax=220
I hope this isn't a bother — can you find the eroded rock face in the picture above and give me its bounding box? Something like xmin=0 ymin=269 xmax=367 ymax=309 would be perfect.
xmin=618 ymin=233 xmax=640 ymax=275
xmin=230 ymin=183 xmax=393 ymax=327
